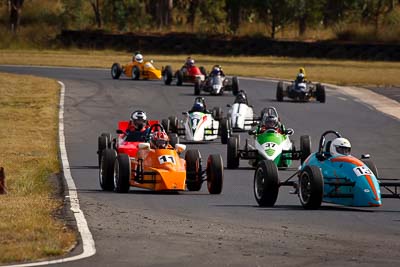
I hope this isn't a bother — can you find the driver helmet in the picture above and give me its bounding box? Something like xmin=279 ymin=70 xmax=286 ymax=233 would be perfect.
xmin=296 ymin=73 xmax=305 ymax=82
xmin=186 ymin=57 xmax=195 ymax=67
xmin=235 ymin=90 xmax=247 ymax=104
xmin=130 ymin=110 xmax=147 ymax=130
xmin=151 ymin=131 xmax=169 ymax=149
xmin=192 ymin=102 xmax=204 ymax=112
xmin=299 ymin=67 xmax=305 ymax=74
xmin=135 ymin=53 xmax=144 ymax=63
xmin=330 ymin=137 xmax=351 ymax=157
xmin=263 ymin=115 xmax=279 ymax=129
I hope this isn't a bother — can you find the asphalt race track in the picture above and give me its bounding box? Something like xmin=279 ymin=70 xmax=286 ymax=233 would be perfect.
xmin=1 ymin=66 xmax=400 ymax=266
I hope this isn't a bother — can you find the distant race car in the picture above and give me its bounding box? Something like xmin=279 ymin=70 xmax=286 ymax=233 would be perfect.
xmin=253 ymin=130 xmax=400 ymax=209
xmin=111 ymin=60 xmax=162 ymax=80
xmin=276 ymin=80 xmax=325 ymax=103
xmin=100 ymin=124 xmax=224 ymax=194
xmin=162 ymin=97 xmax=231 ymax=144
xmin=194 ymin=74 xmax=239 ymax=96
xmin=97 ymin=120 xmax=177 ymax=190
xmin=227 ymin=107 xmax=311 ymax=169
xmin=226 ymin=94 xmax=259 ymax=132
xmin=163 ymin=65 xmax=206 ymax=86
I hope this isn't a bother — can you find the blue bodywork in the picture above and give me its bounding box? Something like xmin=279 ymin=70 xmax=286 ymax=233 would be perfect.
xmin=301 ymin=153 xmax=382 ymax=207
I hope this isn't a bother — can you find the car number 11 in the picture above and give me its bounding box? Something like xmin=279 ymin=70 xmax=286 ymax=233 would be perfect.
xmin=158 ymin=155 xmax=176 ymax=164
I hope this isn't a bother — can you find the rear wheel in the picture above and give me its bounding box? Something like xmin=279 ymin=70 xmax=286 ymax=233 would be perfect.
xmin=199 ymin=66 xmax=207 ymax=76
xmin=111 ymin=63 xmax=122 ymax=79
xmin=300 ymin=135 xmax=311 ymax=164
xmin=207 ymin=154 xmax=223 ymax=194
xmin=254 ymin=160 xmax=280 ymax=207
xmin=276 ymin=81 xmax=284 ymax=101
xmin=316 ymin=83 xmax=326 ymax=103
xmin=114 ymin=154 xmax=131 ymax=193
xmin=168 ymin=116 xmax=178 ymax=133
xmin=212 ymin=107 xmax=222 ymax=121
xmin=99 ymin=149 xmax=116 ymax=191
xmin=176 ymin=70 xmax=183 ymax=86
xmin=298 ymin=165 xmax=324 ymax=209
xmin=185 ymin=149 xmax=202 ymax=191
xmin=194 ymin=79 xmax=201 ymax=95
xmin=227 ymin=136 xmax=240 ymax=169
xmin=219 ymin=118 xmax=230 ymax=144
xmin=161 ymin=119 xmax=170 ymax=133
xmin=163 ymin=65 xmax=173 ymax=85
xmin=232 ymin=77 xmax=239 ymax=96
xmin=132 ymin=66 xmax=140 ymax=80
xmin=168 ymin=133 xmax=179 ymax=147
xmin=98 ymin=133 xmax=112 ymax=166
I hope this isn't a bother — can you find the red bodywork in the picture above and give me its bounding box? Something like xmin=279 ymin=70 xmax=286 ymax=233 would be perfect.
xmin=115 ymin=120 xmax=159 ymax=158
xmin=180 ymin=66 xmax=205 ymax=83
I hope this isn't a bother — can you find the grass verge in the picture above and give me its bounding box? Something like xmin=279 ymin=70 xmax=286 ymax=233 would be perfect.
xmin=0 ymin=73 xmax=76 ymax=263
xmin=0 ymin=49 xmax=400 ymax=86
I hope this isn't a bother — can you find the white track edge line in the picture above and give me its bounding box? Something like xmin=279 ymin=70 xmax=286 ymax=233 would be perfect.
xmin=5 ymin=81 xmax=96 ymax=267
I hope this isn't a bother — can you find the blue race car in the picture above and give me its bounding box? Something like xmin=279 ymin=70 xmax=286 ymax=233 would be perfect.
xmin=253 ymin=130 xmax=399 ymax=209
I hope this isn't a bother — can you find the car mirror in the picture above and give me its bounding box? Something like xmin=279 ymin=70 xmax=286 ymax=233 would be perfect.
xmin=361 ymin=154 xmax=370 ymax=159
xmin=138 ymin=143 xmax=151 ymax=150
xmin=175 ymin=144 xmax=186 ymax=154
xmin=285 ymin=128 xmax=294 ymax=136
xmin=226 ymin=104 xmax=231 ymax=107
xmin=248 ymin=129 xmax=256 ymax=135
xmin=249 ymin=105 xmax=253 ymax=108
xmin=116 ymin=129 xmax=124 ymax=134
xmin=316 ymin=152 xmax=325 ymax=161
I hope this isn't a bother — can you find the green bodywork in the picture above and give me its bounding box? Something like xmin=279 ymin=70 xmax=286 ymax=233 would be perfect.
xmin=255 ymin=131 xmax=293 ymax=168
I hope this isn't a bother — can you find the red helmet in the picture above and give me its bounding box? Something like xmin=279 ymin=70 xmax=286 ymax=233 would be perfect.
xmin=151 ymin=131 xmax=169 ymax=149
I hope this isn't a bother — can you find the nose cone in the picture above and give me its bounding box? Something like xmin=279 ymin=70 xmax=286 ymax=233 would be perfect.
xmin=354 ymin=176 xmax=382 ymax=207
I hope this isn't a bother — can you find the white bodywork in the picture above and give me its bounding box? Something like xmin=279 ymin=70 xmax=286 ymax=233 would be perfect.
xmin=227 ymin=103 xmax=255 ymax=131
xmin=183 ymin=112 xmax=219 ymax=141
xmin=254 ymin=137 xmax=293 ymax=161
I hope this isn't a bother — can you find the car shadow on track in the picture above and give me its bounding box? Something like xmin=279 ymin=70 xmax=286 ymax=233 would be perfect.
xmin=69 ymin=165 xmax=99 ymax=169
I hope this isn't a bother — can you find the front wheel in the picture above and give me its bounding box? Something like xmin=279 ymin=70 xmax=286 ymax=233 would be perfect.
xmin=206 ymin=154 xmax=223 ymax=194
xmin=111 ymin=63 xmax=122 ymax=79
xmin=232 ymin=76 xmax=239 ymax=96
xmin=185 ymin=149 xmax=202 ymax=191
xmin=219 ymin=118 xmax=230 ymax=144
xmin=176 ymin=70 xmax=183 ymax=86
xmin=168 ymin=133 xmax=179 ymax=147
xmin=99 ymin=149 xmax=116 ymax=191
xmin=227 ymin=136 xmax=240 ymax=169
xmin=316 ymin=83 xmax=326 ymax=103
xmin=212 ymin=107 xmax=222 ymax=121
xmin=114 ymin=154 xmax=131 ymax=193
xmin=132 ymin=66 xmax=140 ymax=80
xmin=163 ymin=65 xmax=173 ymax=85
xmin=276 ymin=81 xmax=284 ymax=101
xmin=298 ymin=165 xmax=324 ymax=209
xmin=254 ymin=160 xmax=280 ymax=207
xmin=194 ymin=79 xmax=201 ymax=95
xmin=300 ymin=135 xmax=311 ymax=164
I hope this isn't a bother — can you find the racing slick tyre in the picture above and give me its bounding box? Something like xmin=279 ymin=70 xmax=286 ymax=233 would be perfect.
xmin=176 ymin=70 xmax=183 ymax=86
xmin=298 ymin=165 xmax=324 ymax=209
xmin=168 ymin=133 xmax=179 ymax=147
xmin=132 ymin=66 xmax=140 ymax=80
xmin=316 ymin=83 xmax=326 ymax=103
xmin=99 ymin=149 xmax=116 ymax=191
xmin=111 ymin=63 xmax=122 ymax=79
xmin=185 ymin=149 xmax=202 ymax=191
xmin=161 ymin=119 xmax=170 ymax=133
xmin=194 ymin=79 xmax=201 ymax=95
xmin=168 ymin=116 xmax=178 ymax=133
xmin=212 ymin=107 xmax=223 ymax=121
xmin=98 ymin=133 xmax=112 ymax=166
xmin=361 ymin=159 xmax=379 ymax=177
xmin=276 ymin=82 xmax=284 ymax=102
xmin=199 ymin=66 xmax=207 ymax=77
xmin=254 ymin=160 xmax=279 ymax=207
xmin=219 ymin=118 xmax=230 ymax=144
xmin=114 ymin=153 xmax=131 ymax=193
xmin=163 ymin=65 xmax=173 ymax=85
xmin=206 ymin=154 xmax=224 ymax=194
xmin=227 ymin=136 xmax=240 ymax=169
xmin=232 ymin=76 xmax=239 ymax=96
xmin=300 ymin=135 xmax=312 ymax=164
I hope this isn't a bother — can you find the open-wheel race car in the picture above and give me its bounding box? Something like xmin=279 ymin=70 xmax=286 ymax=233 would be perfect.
xmin=163 ymin=64 xmax=206 ymax=86
xmin=226 ymin=90 xmax=259 ymax=132
xmin=253 ymin=130 xmax=400 ymax=209
xmin=227 ymin=107 xmax=311 ymax=169
xmin=111 ymin=57 xmax=162 ymax=80
xmin=162 ymin=97 xmax=231 ymax=144
xmin=276 ymin=80 xmax=325 ymax=103
xmin=194 ymin=73 xmax=239 ymax=96
xmin=99 ymin=124 xmax=223 ymax=194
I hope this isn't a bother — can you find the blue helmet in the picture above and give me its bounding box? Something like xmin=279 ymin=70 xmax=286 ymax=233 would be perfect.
xmin=192 ymin=102 xmax=204 ymax=112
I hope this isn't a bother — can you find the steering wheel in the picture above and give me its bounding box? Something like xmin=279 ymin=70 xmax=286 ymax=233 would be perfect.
xmin=145 ymin=123 xmax=166 ymax=141
xmin=318 ymin=130 xmax=342 ymax=155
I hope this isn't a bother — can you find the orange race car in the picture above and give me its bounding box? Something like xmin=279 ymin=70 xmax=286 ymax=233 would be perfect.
xmin=100 ymin=124 xmax=224 ymax=194
xmin=111 ymin=53 xmax=162 ymax=80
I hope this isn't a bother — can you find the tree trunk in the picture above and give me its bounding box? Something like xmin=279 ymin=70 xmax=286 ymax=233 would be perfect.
xmin=188 ymin=0 xmax=199 ymax=31
xmin=90 ymin=0 xmax=102 ymax=28
xmin=271 ymin=15 xmax=276 ymax=39
xmin=298 ymin=15 xmax=307 ymax=37
xmin=9 ymin=0 xmax=24 ymax=33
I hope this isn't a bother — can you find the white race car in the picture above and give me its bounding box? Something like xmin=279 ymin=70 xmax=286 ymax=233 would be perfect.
xmin=163 ymin=102 xmax=231 ymax=144
xmin=226 ymin=90 xmax=259 ymax=132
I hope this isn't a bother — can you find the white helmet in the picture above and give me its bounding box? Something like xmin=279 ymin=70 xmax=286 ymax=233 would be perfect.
xmin=130 ymin=110 xmax=147 ymax=130
xmin=330 ymin=137 xmax=351 ymax=157
xmin=135 ymin=54 xmax=143 ymax=63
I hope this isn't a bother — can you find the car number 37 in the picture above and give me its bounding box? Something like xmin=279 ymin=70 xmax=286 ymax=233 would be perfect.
xmin=158 ymin=155 xmax=176 ymax=164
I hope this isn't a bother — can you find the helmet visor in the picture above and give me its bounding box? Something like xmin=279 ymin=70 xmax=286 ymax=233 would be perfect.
xmin=336 ymin=146 xmax=351 ymax=155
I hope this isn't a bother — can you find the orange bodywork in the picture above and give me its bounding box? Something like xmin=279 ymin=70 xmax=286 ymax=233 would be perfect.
xmin=130 ymin=147 xmax=187 ymax=191
xmin=123 ymin=61 xmax=162 ymax=80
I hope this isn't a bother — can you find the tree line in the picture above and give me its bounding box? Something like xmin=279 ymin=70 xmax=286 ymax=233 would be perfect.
xmin=5 ymin=0 xmax=400 ymax=39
